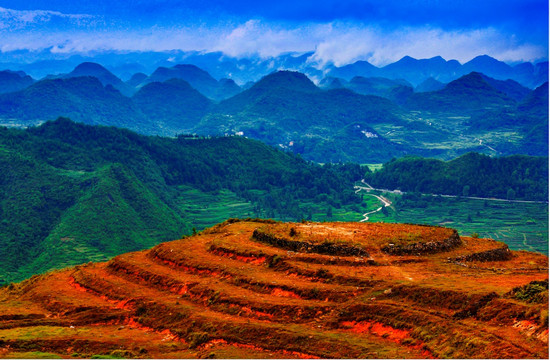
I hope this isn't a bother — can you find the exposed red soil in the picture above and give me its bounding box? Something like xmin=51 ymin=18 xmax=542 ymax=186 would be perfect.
xmin=151 ymin=254 xmax=231 ymax=279
xmin=210 ymin=246 xmax=268 ymax=265
xmin=227 ymin=304 xmax=275 ymax=319
xmin=200 ymin=338 xmax=319 ymax=359
xmin=342 ymin=320 xmax=411 ymax=341
xmin=341 ymin=320 xmax=435 ymax=358
xmin=271 ymin=287 xmax=302 ymax=299
xmin=124 ymin=317 xmax=186 ymax=343
xmin=67 ymin=277 xmax=89 ymax=293
xmin=68 ymin=276 xmax=134 ymax=310
xmin=0 ymin=220 xmax=547 ymax=359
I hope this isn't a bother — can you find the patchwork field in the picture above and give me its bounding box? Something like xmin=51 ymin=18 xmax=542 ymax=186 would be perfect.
xmin=0 ymin=220 xmax=547 ymax=358
xmin=356 ymin=187 xmax=549 ymax=255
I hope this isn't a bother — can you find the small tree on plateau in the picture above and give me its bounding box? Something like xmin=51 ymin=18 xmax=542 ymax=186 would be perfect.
xmin=462 ymin=185 xmax=470 ymax=197
xmin=507 ymin=188 xmax=516 ymax=200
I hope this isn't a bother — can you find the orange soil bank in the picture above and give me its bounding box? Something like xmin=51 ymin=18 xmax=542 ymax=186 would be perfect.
xmin=0 ymin=219 xmax=547 ymax=358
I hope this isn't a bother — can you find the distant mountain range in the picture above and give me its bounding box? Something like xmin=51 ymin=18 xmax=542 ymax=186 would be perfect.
xmin=132 ymin=78 xmax=213 ymax=131
xmin=62 ymin=62 xmax=134 ymax=96
xmin=143 ymin=64 xmax=241 ymax=101
xmin=0 ymin=76 xmax=152 ymax=133
xmin=0 ymin=61 xmax=547 ymax=162
xmin=199 ymin=71 xmax=408 ymax=162
xmin=325 ymin=55 xmax=547 ymax=89
xmin=0 ymin=70 xmax=34 ymax=94
xmin=1 ymin=51 xmax=547 ymax=89
xmin=404 ymin=72 xmax=521 ymax=112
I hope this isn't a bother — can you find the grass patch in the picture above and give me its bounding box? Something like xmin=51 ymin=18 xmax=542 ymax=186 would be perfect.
xmin=365 ymin=191 xmax=549 ymax=254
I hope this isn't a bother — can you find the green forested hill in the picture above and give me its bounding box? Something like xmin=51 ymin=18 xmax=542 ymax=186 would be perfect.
xmin=198 ymin=71 xmax=408 ymax=162
xmin=464 ymin=82 xmax=548 ymax=157
xmin=0 ymin=76 xmax=153 ymax=132
xmin=405 ymin=72 xmax=517 ymax=112
xmin=64 ymin=62 xmax=134 ymax=96
xmin=16 ymin=163 xmax=189 ymax=278
xmin=366 ymin=152 xmax=548 ymax=201
xmin=0 ymin=118 xmax=366 ymax=283
xmin=145 ymin=64 xmax=241 ymax=100
xmin=132 ymin=78 xmax=213 ymax=132
xmin=0 ymin=70 xmax=34 ymax=94
xmin=0 ymin=68 xmax=547 ymax=162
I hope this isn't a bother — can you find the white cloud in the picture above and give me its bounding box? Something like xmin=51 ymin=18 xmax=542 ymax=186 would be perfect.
xmin=0 ymin=7 xmax=97 ymax=30
xmin=307 ymin=24 xmax=547 ymax=66
xmin=211 ymin=21 xmax=546 ymax=65
xmin=211 ymin=20 xmax=317 ymax=58
xmin=0 ymin=10 xmax=546 ymax=65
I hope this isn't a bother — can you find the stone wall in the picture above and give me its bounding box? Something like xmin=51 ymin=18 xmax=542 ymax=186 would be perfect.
xmin=252 ymin=229 xmax=369 ymax=257
xmin=381 ymin=230 xmax=462 ymax=255
xmin=454 ymin=246 xmax=512 ymax=262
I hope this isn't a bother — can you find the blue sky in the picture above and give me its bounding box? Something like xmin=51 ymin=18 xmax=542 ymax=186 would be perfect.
xmin=0 ymin=0 xmax=547 ymax=65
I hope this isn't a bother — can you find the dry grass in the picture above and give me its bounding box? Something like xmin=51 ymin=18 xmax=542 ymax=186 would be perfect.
xmin=0 ymin=219 xmax=547 ymax=358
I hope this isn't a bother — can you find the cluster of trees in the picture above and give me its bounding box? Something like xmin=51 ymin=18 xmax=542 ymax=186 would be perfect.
xmin=366 ymin=152 xmax=548 ymax=201
xmin=21 ymin=118 xmax=366 ymax=212
xmin=0 ymin=118 xmax=368 ymax=283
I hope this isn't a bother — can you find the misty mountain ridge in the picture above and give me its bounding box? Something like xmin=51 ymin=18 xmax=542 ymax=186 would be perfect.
xmin=61 ymin=62 xmax=135 ymax=97
xmin=404 ymin=72 xmax=519 ymax=112
xmin=325 ymin=54 xmax=546 ymax=88
xmin=0 ymin=70 xmax=35 ymax=94
xmin=0 ymin=63 xmax=547 ymax=162
xmin=1 ymin=51 xmax=546 ymax=89
xmin=132 ymin=78 xmax=213 ymax=131
xmin=0 ymin=76 xmax=152 ymax=132
xmin=415 ymin=77 xmax=446 ymax=92
xmin=143 ymin=63 xmax=242 ymax=101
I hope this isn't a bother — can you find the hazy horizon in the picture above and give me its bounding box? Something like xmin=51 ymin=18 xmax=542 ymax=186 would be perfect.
xmin=0 ymin=0 xmax=548 ymax=68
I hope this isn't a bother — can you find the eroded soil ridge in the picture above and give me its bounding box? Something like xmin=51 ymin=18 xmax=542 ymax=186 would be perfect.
xmin=0 ymin=220 xmax=547 ymax=359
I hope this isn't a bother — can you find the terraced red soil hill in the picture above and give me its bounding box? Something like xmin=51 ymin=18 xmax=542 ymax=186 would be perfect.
xmin=0 ymin=219 xmax=548 ymax=358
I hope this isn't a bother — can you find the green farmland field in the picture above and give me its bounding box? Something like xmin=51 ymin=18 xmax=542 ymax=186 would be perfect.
xmin=363 ymin=191 xmax=548 ymax=255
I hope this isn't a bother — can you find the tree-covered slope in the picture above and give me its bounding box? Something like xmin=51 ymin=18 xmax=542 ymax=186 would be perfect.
xmin=0 ymin=136 xmax=189 ymax=284
xmin=145 ymin=64 xmax=241 ymax=100
xmin=0 ymin=77 xmax=154 ymax=133
xmin=17 ymin=163 xmax=189 ymax=278
xmin=132 ymin=78 xmax=213 ymax=132
xmin=0 ymin=149 xmax=82 ymax=279
xmin=406 ymin=72 xmax=517 ymax=113
xmin=464 ymin=82 xmax=548 ymax=157
xmin=0 ymin=70 xmax=34 ymax=94
xmin=366 ymin=152 xmax=548 ymax=201
xmin=64 ymin=62 xmax=133 ymax=96
xmin=197 ymin=71 xmax=409 ymax=162
xmin=0 ymin=118 xmax=367 ymax=283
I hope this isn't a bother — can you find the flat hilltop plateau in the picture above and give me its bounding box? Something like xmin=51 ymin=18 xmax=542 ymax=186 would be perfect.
xmin=0 ymin=219 xmax=547 ymax=358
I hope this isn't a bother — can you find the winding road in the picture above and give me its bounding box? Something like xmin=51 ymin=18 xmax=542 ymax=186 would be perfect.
xmin=355 ymin=183 xmax=392 ymax=222
xmin=356 ymin=180 xmax=548 ymax=205
xmin=354 ymin=179 xmax=547 ymax=223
